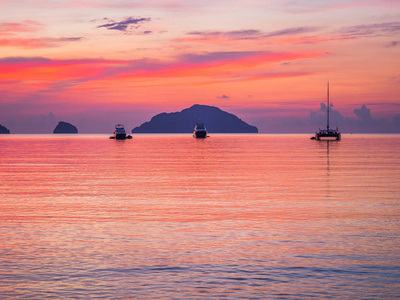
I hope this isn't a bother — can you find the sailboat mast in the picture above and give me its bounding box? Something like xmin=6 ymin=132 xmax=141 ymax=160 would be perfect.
xmin=327 ymin=81 xmax=330 ymax=131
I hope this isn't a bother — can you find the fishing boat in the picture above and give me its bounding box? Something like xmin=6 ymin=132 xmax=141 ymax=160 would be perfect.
xmin=109 ymin=124 xmax=132 ymax=140
xmin=193 ymin=122 xmax=208 ymax=138
xmin=312 ymin=82 xmax=341 ymax=141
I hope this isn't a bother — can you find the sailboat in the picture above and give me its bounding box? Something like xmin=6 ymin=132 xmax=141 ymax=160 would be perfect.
xmin=312 ymin=82 xmax=341 ymax=141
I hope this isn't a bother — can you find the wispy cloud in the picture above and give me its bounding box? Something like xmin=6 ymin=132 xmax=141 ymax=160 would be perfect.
xmin=0 ymin=20 xmax=43 ymax=36
xmin=339 ymin=22 xmax=400 ymax=38
xmin=180 ymin=51 xmax=265 ymax=63
xmin=265 ymin=27 xmax=319 ymax=37
xmin=0 ymin=20 xmax=82 ymax=49
xmin=186 ymin=29 xmax=263 ymax=40
xmin=277 ymin=0 xmax=400 ymax=14
xmin=385 ymin=41 xmax=400 ymax=47
xmin=180 ymin=27 xmax=319 ymax=44
xmin=97 ymin=16 xmax=151 ymax=31
xmin=179 ymin=22 xmax=400 ymax=47
xmin=0 ymin=37 xmax=82 ymax=48
xmin=0 ymin=50 xmax=320 ymax=93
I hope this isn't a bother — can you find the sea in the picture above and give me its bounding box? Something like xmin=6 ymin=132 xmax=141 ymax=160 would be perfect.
xmin=0 ymin=134 xmax=399 ymax=299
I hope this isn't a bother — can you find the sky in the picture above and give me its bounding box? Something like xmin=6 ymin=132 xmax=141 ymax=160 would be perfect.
xmin=1 ymin=0 xmax=400 ymax=133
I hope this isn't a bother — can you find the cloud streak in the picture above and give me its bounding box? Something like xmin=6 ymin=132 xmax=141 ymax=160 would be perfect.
xmin=339 ymin=22 xmax=400 ymax=38
xmin=0 ymin=50 xmax=321 ymax=95
xmin=0 ymin=20 xmax=43 ymax=36
xmin=265 ymin=27 xmax=319 ymax=37
xmin=179 ymin=22 xmax=400 ymax=46
xmin=179 ymin=27 xmax=319 ymax=44
xmin=185 ymin=29 xmax=263 ymax=40
xmin=0 ymin=20 xmax=82 ymax=49
xmin=0 ymin=37 xmax=82 ymax=48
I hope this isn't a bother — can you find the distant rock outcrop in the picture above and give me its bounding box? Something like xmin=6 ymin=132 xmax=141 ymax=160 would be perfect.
xmin=0 ymin=124 xmax=10 ymax=134
xmin=132 ymin=104 xmax=258 ymax=133
xmin=53 ymin=121 xmax=78 ymax=134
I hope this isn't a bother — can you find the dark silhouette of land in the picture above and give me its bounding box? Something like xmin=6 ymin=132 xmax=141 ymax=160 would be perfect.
xmin=0 ymin=124 xmax=10 ymax=134
xmin=132 ymin=104 xmax=258 ymax=133
xmin=53 ymin=121 xmax=78 ymax=134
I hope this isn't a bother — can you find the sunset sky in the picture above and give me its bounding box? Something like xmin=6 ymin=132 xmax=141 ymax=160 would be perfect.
xmin=1 ymin=0 xmax=400 ymax=133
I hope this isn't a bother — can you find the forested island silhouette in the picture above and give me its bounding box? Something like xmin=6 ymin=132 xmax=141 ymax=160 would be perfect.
xmin=132 ymin=104 xmax=258 ymax=133
xmin=53 ymin=121 xmax=78 ymax=134
xmin=0 ymin=124 xmax=10 ymax=134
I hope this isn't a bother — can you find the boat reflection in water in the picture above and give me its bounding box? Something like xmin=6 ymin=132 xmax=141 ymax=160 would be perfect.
xmin=312 ymin=82 xmax=341 ymax=141
xmin=193 ymin=122 xmax=208 ymax=138
xmin=109 ymin=124 xmax=132 ymax=140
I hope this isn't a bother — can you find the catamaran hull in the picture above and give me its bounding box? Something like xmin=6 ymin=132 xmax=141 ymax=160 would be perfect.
xmin=315 ymin=133 xmax=341 ymax=141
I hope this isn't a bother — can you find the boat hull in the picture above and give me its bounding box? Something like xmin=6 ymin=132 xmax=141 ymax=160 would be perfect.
xmin=110 ymin=124 xmax=132 ymax=140
xmin=194 ymin=131 xmax=207 ymax=138
xmin=115 ymin=133 xmax=127 ymax=140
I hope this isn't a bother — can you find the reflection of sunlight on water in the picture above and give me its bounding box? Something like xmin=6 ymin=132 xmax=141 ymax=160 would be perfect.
xmin=0 ymin=134 xmax=400 ymax=298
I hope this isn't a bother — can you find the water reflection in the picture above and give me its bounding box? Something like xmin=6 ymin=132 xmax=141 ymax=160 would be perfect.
xmin=0 ymin=134 xmax=399 ymax=299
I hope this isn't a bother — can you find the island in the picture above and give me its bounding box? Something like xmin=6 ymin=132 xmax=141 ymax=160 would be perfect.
xmin=132 ymin=104 xmax=258 ymax=134
xmin=53 ymin=121 xmax=78 ymax=134
xmin=0 ymin=124 xmax=10 ymax=134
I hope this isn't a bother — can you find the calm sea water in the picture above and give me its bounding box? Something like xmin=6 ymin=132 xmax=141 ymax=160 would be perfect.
xmin=0 ymin=134 xmax=399 ymax=299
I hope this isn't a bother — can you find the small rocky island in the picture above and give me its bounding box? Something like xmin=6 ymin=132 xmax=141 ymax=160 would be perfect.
xmin=0 ymin=124 xmax=10 ymax=134
xmin=132 ymin=104 xmax=258 ymax=133
xmin=53 ymin=121 xmax=78 ymax=134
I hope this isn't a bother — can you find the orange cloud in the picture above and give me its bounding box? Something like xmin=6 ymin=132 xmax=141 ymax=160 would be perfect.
xmin=0 ymin=50 xmax=322 ymax=98
xmin=109 ymin=51 xmax=323 ymax=82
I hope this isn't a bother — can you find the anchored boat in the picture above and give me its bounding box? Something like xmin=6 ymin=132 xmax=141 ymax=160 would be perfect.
xmin=312 ymin=82 xmax=341 ymax=141
xmin=110 ymin=124 xmax=132 ymax=140
xmin=193 ymin=122 xmax=208 ymax=138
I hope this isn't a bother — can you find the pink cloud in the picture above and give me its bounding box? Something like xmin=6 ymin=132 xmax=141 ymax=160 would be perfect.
xmin=0 ymin=50 xmax=321 ymax=96
xmin=0 ymin=37 xmax=82 ymax=48
xmin=0 ymin=20 xmax=43 ymax=36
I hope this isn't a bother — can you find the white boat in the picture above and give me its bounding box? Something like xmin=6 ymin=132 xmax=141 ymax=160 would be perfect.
xmin=110 ymin=124 xmax=132 ymax=140
xmin=312 ymin=82 xmax=341 ymax=141
xmin=193 ymin=123 xmax=208 ymax=138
